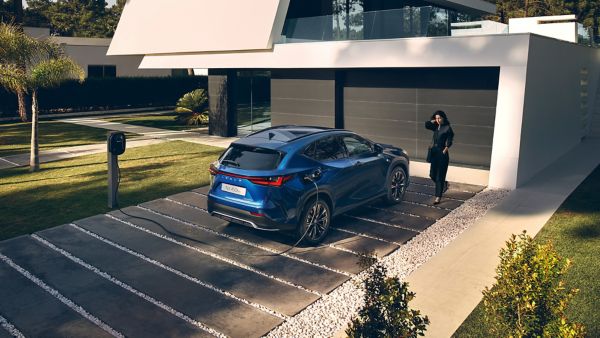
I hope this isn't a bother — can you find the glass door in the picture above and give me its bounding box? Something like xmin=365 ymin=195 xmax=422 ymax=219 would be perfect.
xmin=237 ymin=71 xmax=271 ymax=136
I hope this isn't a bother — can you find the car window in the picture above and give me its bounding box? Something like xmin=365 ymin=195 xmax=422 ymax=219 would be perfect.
xmin=220 ymin=145 xmax=283 ymax=170
xmin=342 ymin=135 xmax=373 ymax=158
xmin=305 ymin=136 xmax=346 ymax=161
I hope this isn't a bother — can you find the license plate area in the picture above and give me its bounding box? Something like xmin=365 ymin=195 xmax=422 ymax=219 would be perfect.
xmin=221 ymin=183 xmax=246 ymax=196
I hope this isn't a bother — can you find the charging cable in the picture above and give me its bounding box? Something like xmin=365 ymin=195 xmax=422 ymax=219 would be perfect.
xmin=114 ymin=162 xmax=321 ymax=257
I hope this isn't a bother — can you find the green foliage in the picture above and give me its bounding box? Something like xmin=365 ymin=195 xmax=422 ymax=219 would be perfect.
xmin=346 ymin=262 xmax=429 ymax=338
xmin=22 ymin=0 xmax=125 ymax=38
xmin=175 ymin=88 xmax=209 ymax=126
xmin=482 ymin=231 xmax=585 ymax=338
xmin=489 ymin=0 xmax=600 ymax=38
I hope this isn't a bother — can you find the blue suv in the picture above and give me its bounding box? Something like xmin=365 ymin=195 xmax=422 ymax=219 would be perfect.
xmin=207 ymin=126 xmax=409 ymax=244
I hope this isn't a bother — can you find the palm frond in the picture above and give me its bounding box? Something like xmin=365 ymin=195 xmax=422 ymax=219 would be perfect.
xmin=30 ymin=58 xmax=84 ymax=89
xmin=0 ymin=64 xmax=28 ymax=93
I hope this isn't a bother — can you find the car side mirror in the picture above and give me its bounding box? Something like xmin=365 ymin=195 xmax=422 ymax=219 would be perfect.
xmin=374 ymin=143 xmax=384 ymax=154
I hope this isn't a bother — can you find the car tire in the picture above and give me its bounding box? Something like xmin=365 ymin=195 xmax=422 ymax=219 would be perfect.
xmin=386 ymin=166 xmax=407 ymax=204
xmin=297 ymin=197 xmax=331 ymax=245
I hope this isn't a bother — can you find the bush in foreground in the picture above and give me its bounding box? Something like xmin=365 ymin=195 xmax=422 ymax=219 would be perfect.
xmin=483 ymin=231 xmax=585 ymax=338
xmin=346 ymin=261 xmax=429 ymax=338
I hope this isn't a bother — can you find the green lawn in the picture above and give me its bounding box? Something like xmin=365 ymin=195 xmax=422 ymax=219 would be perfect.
xmin=104 ymin=113 xmax=196 ymax=131
xmin=0 ymin=141 xmax=222 ymax=240
xmin=0 ymin=120 xmax=138 ymax=157
xmin=453 ymin=165 xmax=600 ymax=337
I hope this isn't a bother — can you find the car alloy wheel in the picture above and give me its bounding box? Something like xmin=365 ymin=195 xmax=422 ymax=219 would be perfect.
xmin=299 ymin=199 xmax=330 ymax=244
xmin=388 ymin=166 xmax=407 ymax=203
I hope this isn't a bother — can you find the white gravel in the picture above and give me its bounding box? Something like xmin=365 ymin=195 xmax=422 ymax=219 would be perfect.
xmin=266 ymin=188 xmax=509 ymax=338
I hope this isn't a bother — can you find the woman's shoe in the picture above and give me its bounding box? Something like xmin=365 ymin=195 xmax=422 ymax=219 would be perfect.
xmin=433 ymin=197 xmax=441 ymax=205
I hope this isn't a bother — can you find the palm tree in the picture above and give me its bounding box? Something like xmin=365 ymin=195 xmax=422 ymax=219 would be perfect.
xmin=28 ymin=57 xmax=83 ymax=171
xmin=0 ymin=22 xmax=35 ymax=121
xmin=0 ymin=22 xmax=83 ymax=171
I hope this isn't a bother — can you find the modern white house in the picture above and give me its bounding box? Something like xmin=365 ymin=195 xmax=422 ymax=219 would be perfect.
xmin=107 ymin=0 xmax=600 ymax=190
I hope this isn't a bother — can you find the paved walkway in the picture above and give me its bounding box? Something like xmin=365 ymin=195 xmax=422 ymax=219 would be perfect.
xmin=0 ymin=177 xmax=481 ymax=337
xmin=0 ymin=118 xmax=237 ymax=170
xmin=405 ymin=137 xmax=600 ymax=337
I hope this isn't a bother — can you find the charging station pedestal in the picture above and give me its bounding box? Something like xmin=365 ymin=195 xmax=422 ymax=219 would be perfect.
xmin=107 ymin=132 xmax=126 ymax=208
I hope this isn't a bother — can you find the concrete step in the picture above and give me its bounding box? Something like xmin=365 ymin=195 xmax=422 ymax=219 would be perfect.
xmin=72 ymin=214 xmax=318 ymax=317
xmin=0 ymin=255 xmax=113 ymax=338
xmin=0 ymin=236 xmax=211 ymax=338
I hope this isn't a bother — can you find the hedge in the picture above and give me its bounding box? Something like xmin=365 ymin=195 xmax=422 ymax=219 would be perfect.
xmin=0 ymin=76 xmax=208 ymax=117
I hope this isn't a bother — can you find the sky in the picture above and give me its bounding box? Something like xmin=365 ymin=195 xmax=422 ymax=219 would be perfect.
xmin=24 ymin=0 xmax=117 ymax=8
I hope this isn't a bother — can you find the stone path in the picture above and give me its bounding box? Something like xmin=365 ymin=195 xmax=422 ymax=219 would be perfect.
xmin=0 ymin=178 xmax=484 ymax=338
xmin=0 ymin=118 xmax=237 ymax=170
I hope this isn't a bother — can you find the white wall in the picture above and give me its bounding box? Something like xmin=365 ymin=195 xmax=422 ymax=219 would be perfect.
xmin=451 ymin=20 xmax=508 ymax=36
xmin=516 ymin=35 xmax=599 ymax=186
xmin=61 ymin=44 xmax=171 ymax=78
xmin=510 ymin=15 xmax=577 ymax=43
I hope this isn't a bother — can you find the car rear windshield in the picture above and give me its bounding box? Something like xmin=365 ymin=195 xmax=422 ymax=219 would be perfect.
xmin=220 ymin=145 xmax=283 ymax=170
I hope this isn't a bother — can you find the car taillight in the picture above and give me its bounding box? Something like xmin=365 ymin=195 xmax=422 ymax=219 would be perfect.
xmin=248 ymin=175 xmax=294 ymax=187
xmin=209 ymin=162 xmax=219 ymax=175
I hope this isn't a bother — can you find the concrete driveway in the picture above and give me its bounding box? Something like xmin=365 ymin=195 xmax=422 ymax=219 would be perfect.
xmin=0 ymin=177 xmax=483 ymax=338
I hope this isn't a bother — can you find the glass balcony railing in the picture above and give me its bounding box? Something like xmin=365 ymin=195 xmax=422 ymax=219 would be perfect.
xmin=279 ymin=6 xmax=460 ymax=43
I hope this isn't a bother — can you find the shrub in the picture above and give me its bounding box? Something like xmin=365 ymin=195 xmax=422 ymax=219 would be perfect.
xmin=346 ymin=261 xmax=429 ymax=338
xmin=174 ymin=88 xmax=209 ymax=126
xmin=482 ymin=231 xmax=585 ymax=338
xmin=0 ymin=76 xmax=207 ymax=117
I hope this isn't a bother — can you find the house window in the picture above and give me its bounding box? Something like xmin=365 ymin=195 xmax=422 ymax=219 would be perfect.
xmin=88 ymin=65 xmax=117 ymax=78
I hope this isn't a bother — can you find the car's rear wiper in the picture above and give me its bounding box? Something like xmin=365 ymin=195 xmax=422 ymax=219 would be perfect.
xmin=221 ymin=159 xmax=240 ymax=167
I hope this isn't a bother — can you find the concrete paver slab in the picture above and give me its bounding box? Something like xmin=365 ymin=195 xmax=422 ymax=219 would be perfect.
xmin=0 ymin=236 xmax=211 ymax=338
xmin=404 ymin=191 xmax=463 ymax=209
xmin=323 ymin=229 xmax=399 ymax=257
xmin=142 ymin=199 xmax=365 ymax=275
xmin=194 ymin=186 xmax=211 ymax=195
xmin=346 ymin=207 xmax=434 ymax=232
xmin=37 ymin=225 xmax=282 ymax=337
xmin=333 ymin=215 xmax=419 ymax=244
xmin=408 ymin=184 xmax=475 ymax=200
xmin=371 ymin=201 xmax=450 ymax=220
xmin=410 ymin=176 xmax=486 ymax=193
xmin=72 ymin=214 xmax=319 ymax=316
xmin=169 ymin=191 xmax=398 ymax=257
xmin=0 ymin=259 xmax=113 ymax=338
xmin=109 ymin=207 xmax=349 ymax=294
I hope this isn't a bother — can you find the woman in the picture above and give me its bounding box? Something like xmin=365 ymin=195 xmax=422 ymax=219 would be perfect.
xmin=425 ymin=110 xmax=454 ymax=204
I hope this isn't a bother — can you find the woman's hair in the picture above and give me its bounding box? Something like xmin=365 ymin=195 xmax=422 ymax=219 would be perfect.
xmin=431 ymin=110 xmax=450 ymax=125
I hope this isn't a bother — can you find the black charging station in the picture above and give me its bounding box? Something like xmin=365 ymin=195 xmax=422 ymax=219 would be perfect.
xmin=108 ymin=131 xmax=126 ymax=208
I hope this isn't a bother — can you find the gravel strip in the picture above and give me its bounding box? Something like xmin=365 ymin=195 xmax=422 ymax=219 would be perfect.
xmin=0 ymin=315 xmax=25 ymax=338
xmin=266 ymin=188 xmax=509 ymax=338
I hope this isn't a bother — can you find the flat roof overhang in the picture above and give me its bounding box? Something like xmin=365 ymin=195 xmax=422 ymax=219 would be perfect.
xmin=139 ymin=34 xmax=530 ymax=70
xmin=430 ymin=0 xmax=496 ymax=16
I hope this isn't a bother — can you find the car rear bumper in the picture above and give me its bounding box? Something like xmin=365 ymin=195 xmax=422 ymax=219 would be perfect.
xmin=207 ymin=199 xmax=296 ymax=232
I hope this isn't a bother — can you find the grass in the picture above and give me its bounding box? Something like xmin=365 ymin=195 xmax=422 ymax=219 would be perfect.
xmin=103 ymin=112 xmax=197 ymax=131
xmin=0 ymin=141 xmax=223 ymax=240
xmin=453 ymin=165 xmax=600 ymax=338
xmin=0 ymin=120 xmax=138 ymax=157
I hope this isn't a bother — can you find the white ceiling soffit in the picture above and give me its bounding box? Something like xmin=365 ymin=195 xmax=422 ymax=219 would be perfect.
xmin=107 ymin=0 xmax=290 ymax=56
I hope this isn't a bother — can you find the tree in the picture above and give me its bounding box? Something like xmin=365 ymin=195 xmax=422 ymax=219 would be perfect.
xmin=0 ymin=22 xmax=83 ymax=171
xmin=28 ymin=57 xmax=83 ymax=170
xmin=0 ymin=22 xmax=35 ymax=121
